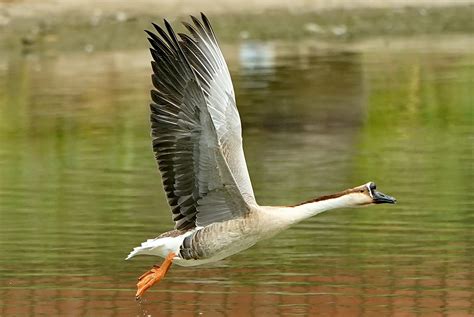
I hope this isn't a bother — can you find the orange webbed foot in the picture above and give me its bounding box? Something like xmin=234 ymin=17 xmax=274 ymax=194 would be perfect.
xmin=135 ymin=252 xmax=176 ymax=300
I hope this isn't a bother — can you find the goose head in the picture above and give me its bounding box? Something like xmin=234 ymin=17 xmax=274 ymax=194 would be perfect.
xmin=347 ymin=182 xmax=397 ymax=206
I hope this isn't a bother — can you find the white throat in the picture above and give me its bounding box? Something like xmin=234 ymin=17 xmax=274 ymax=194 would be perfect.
xmin=286 ymin=194 xmax=358 ymax=224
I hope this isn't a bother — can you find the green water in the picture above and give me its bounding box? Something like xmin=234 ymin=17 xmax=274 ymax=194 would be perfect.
xmin=0 ymin=38 xmax=473 ymax=316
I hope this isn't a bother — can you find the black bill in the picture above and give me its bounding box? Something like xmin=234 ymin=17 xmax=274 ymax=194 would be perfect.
xmin=372 ymin=190 xmax=397 ymax=204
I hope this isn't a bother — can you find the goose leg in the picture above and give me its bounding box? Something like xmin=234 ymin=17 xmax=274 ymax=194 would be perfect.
xmin=135 ymin=252 xmax=176 ymax=299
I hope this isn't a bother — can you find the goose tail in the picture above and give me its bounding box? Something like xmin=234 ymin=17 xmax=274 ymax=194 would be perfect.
xmin=125 ymin=237 xmax=171 ymax=260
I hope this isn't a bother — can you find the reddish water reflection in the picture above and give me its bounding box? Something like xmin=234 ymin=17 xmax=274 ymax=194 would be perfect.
xmin=2 ymin=262 xmax=473 ymax=316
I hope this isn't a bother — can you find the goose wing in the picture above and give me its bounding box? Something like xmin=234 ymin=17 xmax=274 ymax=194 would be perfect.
xmin=147 ymin=14 xmax=256 ymax=231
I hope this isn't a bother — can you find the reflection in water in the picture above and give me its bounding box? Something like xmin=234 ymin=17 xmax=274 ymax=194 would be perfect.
xmin=0 ymin=40 xmax=473 ymax=316
xmin=239 ymin=42 xmax=276 ymax=70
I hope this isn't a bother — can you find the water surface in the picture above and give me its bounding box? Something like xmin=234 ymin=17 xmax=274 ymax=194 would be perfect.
xmin=0 ymin=37 xmax=473 ymax=316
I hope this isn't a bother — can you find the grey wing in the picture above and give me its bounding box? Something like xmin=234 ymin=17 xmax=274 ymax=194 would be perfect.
xmin=147 ymin=14 xmax=257 ymax=231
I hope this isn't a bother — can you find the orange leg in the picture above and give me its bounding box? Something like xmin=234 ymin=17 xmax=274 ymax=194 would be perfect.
xmin=135 ymin=252 xmax=176 ymax=300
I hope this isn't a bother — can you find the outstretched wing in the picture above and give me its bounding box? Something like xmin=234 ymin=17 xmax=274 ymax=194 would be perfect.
xmin=147 ymin=14 xmax=257 ymax=231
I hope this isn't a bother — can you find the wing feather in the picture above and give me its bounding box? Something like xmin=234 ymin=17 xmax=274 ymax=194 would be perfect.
xmin=147 ymin=14 xmax=257 ymax=230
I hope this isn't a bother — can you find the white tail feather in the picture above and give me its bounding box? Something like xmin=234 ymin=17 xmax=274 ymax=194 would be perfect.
xmin=125 ymin=238 xmax=169 ymax=260
xmin=125 ymin=233 xmax=191 ymax=260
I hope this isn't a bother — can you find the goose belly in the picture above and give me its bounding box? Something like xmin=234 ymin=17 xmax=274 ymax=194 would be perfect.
xmin=174 ymin=235 xmax=258 ymax=267
xmin=174 ymin=217 xmax=268 ymax=267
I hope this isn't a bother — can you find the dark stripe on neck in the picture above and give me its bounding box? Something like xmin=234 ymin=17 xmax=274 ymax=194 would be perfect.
xmin=291 ymin=190 xmax=349 ymax=207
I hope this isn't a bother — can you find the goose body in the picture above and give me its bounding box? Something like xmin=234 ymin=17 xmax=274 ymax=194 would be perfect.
xmin=127 ymin=13 xmax=396 ymax=298
xmin=127 ymin=192 xmax=384 ymax=267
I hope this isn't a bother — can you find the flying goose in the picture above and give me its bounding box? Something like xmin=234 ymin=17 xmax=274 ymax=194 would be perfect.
xmin=127 ymin=13 xmax=396 ymax=299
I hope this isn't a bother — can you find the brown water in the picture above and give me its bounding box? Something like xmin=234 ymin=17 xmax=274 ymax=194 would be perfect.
xmin=0 ymin=38 xmax=473 ymax=316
